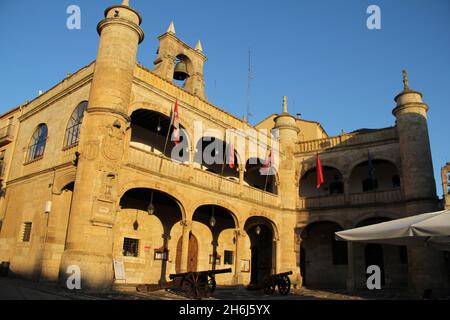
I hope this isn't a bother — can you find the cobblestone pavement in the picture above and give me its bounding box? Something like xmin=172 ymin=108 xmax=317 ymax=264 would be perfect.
xmin=0 ymin=277 xmax=429 ymax=300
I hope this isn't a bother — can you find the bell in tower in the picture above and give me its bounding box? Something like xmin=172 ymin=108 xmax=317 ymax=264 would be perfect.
xmin=173 ymin=59 xmax=189 ymax=81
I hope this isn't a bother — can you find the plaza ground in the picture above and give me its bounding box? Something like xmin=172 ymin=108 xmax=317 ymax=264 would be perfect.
xmin=0 ymin=277 xmax=435 ymax=300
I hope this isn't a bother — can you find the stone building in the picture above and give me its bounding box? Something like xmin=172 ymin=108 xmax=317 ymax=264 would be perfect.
xmin=442 ymin=163 xmax=450 ymax=210
xmin=0 ymin=1 xmax=448 ymax=294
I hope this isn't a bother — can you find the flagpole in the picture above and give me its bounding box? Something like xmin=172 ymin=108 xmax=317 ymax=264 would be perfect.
xmin=160 ymin=101 xmax=176 ymax=172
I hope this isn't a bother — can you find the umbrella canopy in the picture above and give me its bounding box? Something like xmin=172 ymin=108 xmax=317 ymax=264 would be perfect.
xmin=335 ymin=210 xmax=450 ymax=250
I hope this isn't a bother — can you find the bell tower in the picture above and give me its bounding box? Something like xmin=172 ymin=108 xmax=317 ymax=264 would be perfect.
xmin=60 ymin=0 xmax=144 ymax=290
xmin=153 ymin=22 xmax=207 ymax=100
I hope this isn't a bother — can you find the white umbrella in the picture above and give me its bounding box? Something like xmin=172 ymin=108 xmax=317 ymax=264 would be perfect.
xmin=335 ymin=210 xmax=450 ymax=250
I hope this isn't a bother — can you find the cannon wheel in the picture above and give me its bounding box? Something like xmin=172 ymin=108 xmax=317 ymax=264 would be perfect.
xmin=263 ymin=276 xmax=276 ymax=295
xmin=181 ymin=273 xmax=207 ymax=299
xmin=278 ymin=276 xmax=291 ymax=296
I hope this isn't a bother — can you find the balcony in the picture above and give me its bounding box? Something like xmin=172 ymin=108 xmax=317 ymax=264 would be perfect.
xmin=126 ymin=146 xmax=279 ymax=207
xmin=0 ymin=125 xmax=14 ymax=147
xmin=297 ymin=189 xmax=402 ymax=209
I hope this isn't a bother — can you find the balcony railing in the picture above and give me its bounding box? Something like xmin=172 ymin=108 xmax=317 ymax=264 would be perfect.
xmin=297 ymin=194 xmax=346 ymax=209
xmin=297 ymin=189 xmax=402 ymax=209
xmin=126 ymin=146 xmax=279 ymax=207
xmin=0 ymin=125 xmax=14 ymax=147
xmin=297 ymin=128 xmax=397 ymax=153
xmin=349 ymin=189 xmax=402 ymax=205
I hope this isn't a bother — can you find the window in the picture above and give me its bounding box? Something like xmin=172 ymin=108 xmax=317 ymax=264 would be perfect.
xmin=362 ymin=178 xmax=378 ymax=192
xmin=332 ymin=239 xmax=348 ymax=265
xmin=392 ymin=175 xmax=401 ymax=189
xmin=0 ymin=150 xmax=5 ymax=176
xmin=27 ymin=124 xmax=48 ymax=162
xmin=224 ymin=250 xmax=234 ymax=265
xmin=22 ymin=222 xmax=32 ymax=242
xmin=64 ymin=102 xmax=88 ymax=148
xmin=122 ymin=238 xmax=139 ymax=257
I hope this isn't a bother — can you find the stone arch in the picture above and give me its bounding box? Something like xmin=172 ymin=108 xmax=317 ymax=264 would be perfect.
xmin=244 ymin=157 xmax=279 ymax=194
xmin=243 ymin=215 xmax=280 ymax=241
xmin=52 ymin=169 xmax=77 ymax=195
xmin=119 ymin=180 xmax=187 ymax=221
xmin=349 ymin=158 xmax=401 ymax=194
xmin=188 ymin=199 xmax=240 ymax=228
xmin=299 ymin=165 xmax=345 ymax=198
xmin=353 ymin=213 xmax=397 ymax=228
xmin=300 ymin=157 xmax=345 ymax=178
xmin=244 ymin=215 xmax=279 ymax=285
xmin=129 ymin=101 xmax=194 ymax=139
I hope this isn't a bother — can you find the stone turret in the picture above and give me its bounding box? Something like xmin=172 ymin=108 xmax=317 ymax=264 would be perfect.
xmin=393 ymin=70 xmax=436 ymax=203
xmin=274 ymin=96 xmax=299 ymax=210
xmin=393 ymin=70 xmax=448 ymax=296
xmin=60 ymin=1 xmax=144 ymax=290
xmin=273 ymin=97 xmax=302 ymax=286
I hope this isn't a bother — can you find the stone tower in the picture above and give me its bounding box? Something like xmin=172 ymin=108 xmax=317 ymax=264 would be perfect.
xmin=273 ymin=97 xmax=302 ymax=284
xmin=153 ymin=22 xmax=207 ymax=100
xmin=274 ymin=96 xmax=299 ymax=210
xmin=59 ymin=0 xmax=144 ymax=290
xmin=393 ymin=70 xmax=448 ymax=295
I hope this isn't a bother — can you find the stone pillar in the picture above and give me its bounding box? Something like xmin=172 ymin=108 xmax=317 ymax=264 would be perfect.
xmin=239 ymin=167 xmax=245 ymax=184
xmin=59 ymin=2 xmax=144 ymax=291
xmin=346 ymin=242 xmax=355 ymax=292
xmin=233 ymin=229 xmax=245 ymax=284
xmin=179 ymin=220 xmax=192 ymax=273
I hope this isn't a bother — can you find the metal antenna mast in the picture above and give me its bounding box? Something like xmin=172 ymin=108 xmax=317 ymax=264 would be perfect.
xmin=246 ymin=49 xmax=253 ymax=122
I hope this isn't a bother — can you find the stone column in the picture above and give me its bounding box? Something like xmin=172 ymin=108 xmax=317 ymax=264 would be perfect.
xmin=346 ymin=242 xmax=355 ymax=292
xmin=179 ymin=220 xmax=192 ymax=273
xmin=233 ymin=229 xmax=245 ymax=284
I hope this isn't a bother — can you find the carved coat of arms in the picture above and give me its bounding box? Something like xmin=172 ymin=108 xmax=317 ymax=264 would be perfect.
xmin=102 ymin=123 xmax=125 ymax=161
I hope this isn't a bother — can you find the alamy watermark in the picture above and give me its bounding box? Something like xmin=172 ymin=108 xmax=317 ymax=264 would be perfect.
xmin=67 ymin=5 xmax=81 ymax=30
xmin=66 ymin=265 xmax=81 ymax=290
xmin=366 ymin=265 xmax=382 ymax=290
xmin=367 ymin=5 xmax=381 ymax=30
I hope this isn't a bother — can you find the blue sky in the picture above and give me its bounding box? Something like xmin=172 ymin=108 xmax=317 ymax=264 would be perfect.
xmin=0 ymin=0 xmax=449 ymax=196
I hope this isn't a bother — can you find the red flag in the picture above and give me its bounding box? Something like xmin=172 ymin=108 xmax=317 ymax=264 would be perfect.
xmin=171 ymin=100 xmax=180 ymax=145
xmin=259 ymin=149 xmax=273 ymax=175
xmin=229 ymin=143 xmax=235 ymax=169
xmin=316 ymin=154 xmax=325 ymax=189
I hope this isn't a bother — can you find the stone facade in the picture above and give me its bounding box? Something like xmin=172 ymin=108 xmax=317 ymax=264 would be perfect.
xmin=442 ymin=163 xmax=450 ymax=210
xmin=0 ymin=1 xmax=448 ymax=294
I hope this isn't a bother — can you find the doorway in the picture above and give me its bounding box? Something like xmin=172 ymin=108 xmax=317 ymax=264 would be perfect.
xmin=176 ymin=232 xmax=198 ymax=273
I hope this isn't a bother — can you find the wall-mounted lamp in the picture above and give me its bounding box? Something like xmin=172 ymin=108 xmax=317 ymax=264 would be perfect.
xmin=45 ymin=201 xmax=52 ymax=214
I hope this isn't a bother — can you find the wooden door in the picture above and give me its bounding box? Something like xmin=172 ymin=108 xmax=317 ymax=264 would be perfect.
xmin=175 ymin=232 xmax=198 ymax=273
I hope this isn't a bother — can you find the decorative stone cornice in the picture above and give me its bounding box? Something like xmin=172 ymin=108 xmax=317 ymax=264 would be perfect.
xmin=97 ymin=17 xmax=144 ymax=43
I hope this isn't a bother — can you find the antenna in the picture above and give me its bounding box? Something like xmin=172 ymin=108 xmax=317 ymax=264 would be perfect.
xmin=246 ymin=49 xmax=253 ymax=122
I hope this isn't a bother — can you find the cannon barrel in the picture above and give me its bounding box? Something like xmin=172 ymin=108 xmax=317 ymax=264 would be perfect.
xmin=271 ymin=271 xmax=293 ymax=278
xmin=169 ymin=268 xmax=232 ymax=280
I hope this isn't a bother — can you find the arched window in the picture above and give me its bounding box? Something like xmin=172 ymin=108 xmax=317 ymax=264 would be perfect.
xmin=64 ymin=101 xmax=88 ymax=148
xmin=27 ymin=124 xmax=48 ymax=161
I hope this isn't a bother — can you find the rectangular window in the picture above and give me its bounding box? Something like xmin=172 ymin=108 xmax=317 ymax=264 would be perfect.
xmin=122 ymin=238 xmax=139 ymax=257
xmin=224 ymin=250 xmax=234 ymax=265
xmin=22 ymin=222 xmax=32 ymax=242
